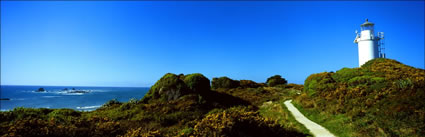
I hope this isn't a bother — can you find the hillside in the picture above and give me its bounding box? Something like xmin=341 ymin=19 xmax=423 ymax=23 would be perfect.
xmin=294 ymin=58 xmax=425 ymax=136
xmin=0 ymin=73 xmax=307 ymax=137
xmin=2 ymin=58 xmax=422 ymax=137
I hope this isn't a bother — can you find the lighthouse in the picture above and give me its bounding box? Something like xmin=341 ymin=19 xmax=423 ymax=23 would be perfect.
xmin=354 ymin=19 xmax=385 ymax=67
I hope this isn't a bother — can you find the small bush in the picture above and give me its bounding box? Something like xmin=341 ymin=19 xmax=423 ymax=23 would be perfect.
xmin=396 ymin=78 xmax=413 ymax=89
xmin=192 ymin=107 xmax=306 ymax=137
xmin=47 ymin=109 xmax=80 ymax=123
xmin=347 ymin=75 xmax=385 ymax=88
xmin=178 ymin=128 xmax=194 ymax=137
xmin=211 ymin=77 xmax=240 ymax=89
xmin=119 ymin=128 xmax=162 ymax=137
xmin=266 ymin=75 xmax=288 ymax=87
xmin=11 ymin=107 xmax=52 ymax=120
xmin=129 ymin=98 xmax=138 ymax=104
xmin=141 ymin=73 xmax=191 ymax=103
xmin=103 ymin=99 xmax=122 ymax=108
xmin=304 ymin=72 xmax=335 ymax=96
xmin=184 ymin=73 xmax=211 ymax=93
xmin=240 ymin=80 xmax=261 ymax=88
xmin=332 ymin=67 xmax=363 ymax=83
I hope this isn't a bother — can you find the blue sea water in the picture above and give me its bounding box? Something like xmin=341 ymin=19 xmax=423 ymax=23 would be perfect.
xmin=0 ymin=85 xmax=149 ymax=111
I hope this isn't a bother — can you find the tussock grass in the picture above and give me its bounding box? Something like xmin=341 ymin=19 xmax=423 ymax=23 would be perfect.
xmin=295 ymin=58 xmax=425 ymax=137
xmin=259 ymin=99 xmax=312 ymax=136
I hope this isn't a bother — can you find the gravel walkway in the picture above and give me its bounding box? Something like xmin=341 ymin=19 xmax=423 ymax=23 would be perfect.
xmin=284 ymin=100 xmax=336 ymax=137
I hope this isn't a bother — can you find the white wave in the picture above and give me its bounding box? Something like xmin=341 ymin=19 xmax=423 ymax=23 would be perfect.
xmin=29 ymin=90 xmax=49 ymax=93
xmin=62 ymin=93 xmax=84 ymax=95
xmin=76 ymin=105 xmax=101 ymax=110
xmin=89 ymin=90 xmax=107 ymax=92
xmin=42 ymin=96 xmax=60 ymax=98
xmin=53 ymin=91 xmax=85 ymax=95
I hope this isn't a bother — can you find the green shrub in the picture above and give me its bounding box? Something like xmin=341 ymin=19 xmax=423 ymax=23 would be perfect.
xmin=266 ymin=75 xmax=288 ymax=87
xmin=347 ymin=75 xmax=385 ymax=88
xmin=141 ymin=73 xmax=190 ymax=103
xmin=192 ymin=106 xmax=306 ymax=137
xmin=103 ymin=99 xmax=122 ymax=108
xmin=361 ymin=58 xmax=388 ymax=68
xmin=240 ymin=80 xmax=261 ymax=88
xmin=11 ymin=107 xmax=52 ymax=120
xmin=285 ymin=83 xmax=304 ymax=90
xmin=118 ymin=128 xmax=162 ymax=137
xmin=396 ymin=78 xmax=413 ymax=89
xmin=304 ymin=72 xmax=335 ymax=96
xmin=128 ymin=98 xmax=138 ymax=104
xmin=332 ymin=67 xmax=363 ymax=83
xmin=211 ymin=77 xmax=240 ymax=89
xmin=47 ymin=109 xmax=80 ymax=123
xmin=184 ymin=73 xmax=211 ymax=93
xmin=178 ymin=128 xmax=194 ymax=137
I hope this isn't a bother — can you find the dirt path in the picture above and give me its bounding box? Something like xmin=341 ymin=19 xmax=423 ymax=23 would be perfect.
xmin=284 ymin=100 xmax=336 ymax=137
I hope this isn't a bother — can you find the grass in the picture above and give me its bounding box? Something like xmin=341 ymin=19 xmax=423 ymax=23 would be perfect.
xmin=295 ymin=58 xmax=425 ymax=136
xmin=292 ymin=101 xmax=356 ymax=137
xmin=256 ymin=88 xmax=312 ymax=136
xmin=258 ymin=100 xmax=313 ymax=136
xmin=279 ymin=100 xmax=312 ymax=136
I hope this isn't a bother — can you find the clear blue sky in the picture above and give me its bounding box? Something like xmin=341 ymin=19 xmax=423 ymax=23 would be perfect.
xmin=1 ymin=1 xmax=424 ymax=87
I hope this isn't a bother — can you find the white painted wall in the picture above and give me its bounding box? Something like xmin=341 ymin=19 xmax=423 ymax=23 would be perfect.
xmin=355 ymin=30 xmax=379 ymax=67
xmin=358 ymin=40 xmax=378 ymax=67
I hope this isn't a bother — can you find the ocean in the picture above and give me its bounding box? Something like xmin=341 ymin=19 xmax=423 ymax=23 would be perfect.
xmin=0 ymin=85 xmax=149 ymax=111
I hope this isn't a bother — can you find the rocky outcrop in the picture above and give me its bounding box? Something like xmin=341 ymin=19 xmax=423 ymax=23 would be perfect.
xmin=37 ymin=88 xmax=46 ymax=92
xmin=141 ymin=73 xmax=211 ymax=103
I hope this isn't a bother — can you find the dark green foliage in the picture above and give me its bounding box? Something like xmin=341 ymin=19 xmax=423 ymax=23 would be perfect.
xmin=304 ymin=72 xmax=335 ymax=96
xmin=200 ymin=88 xmax=252 ymax=108
xmin=266 ymin=75 xmax=288 ymax=87
xmin=102 ymin=99 xmax=122 ymax=108
xmin=178 ymin=127 xmax=194 ymax=136
xmin=297 ymin=58 xmax=425 ymax=137
xmin=183 ymin=73 xmax=211 ymax=93
xmin=211 ymin=76 xmax=240 ymax=89
xmin=347 ymin=75 xmax=385 ymax=88
xmin=396 ymin=78 xmax=413 ymax=89
xmin=141 ymin=73 xmax=191 ymax=103
xmin=192 ymin=107 xmax=307 ymax=137
xmin=331 ymin=67 xmax=363 ymax=82
xmin=214 ymin=86 xmax=294 ymax=107
xmin=240 ymin=80 xmax=261 ymax=88
xmin=47 ymin=109 xmax=80 ymax=123
xmin=141 ymin=73 xmax=212 ymax=104
xmin=361 ymin=57 xmax=388 ymax=68
xmin=0 ymin=107 xmax=51 ymax=126
xmin=285 ymin=83 xmax=304 ymax=90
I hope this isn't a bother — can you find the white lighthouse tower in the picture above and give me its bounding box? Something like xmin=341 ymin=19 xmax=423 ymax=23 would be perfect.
xmin=354 ymin=19 xmax=385 ymax=67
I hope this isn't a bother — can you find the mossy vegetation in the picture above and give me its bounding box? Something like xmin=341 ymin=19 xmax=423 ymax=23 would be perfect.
xmin=191 ymin=106 xmax=306 ymax=137
xmin=0 ymin=73 xmax=307 ymax=137
xmin=266 ymin=75 xmax=288 ymax=87
xmin=259 ymin=100 xmax=311 ymax=136
xmin=294 ymin=58 xmax=425 ymax=137
xmin=2 ymin=58 xmax=422 ymax=136
xmin=141 ymin=73 xmax=191 ymax=103
xmin=211 ymin=76 xmax=240 ymax=89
